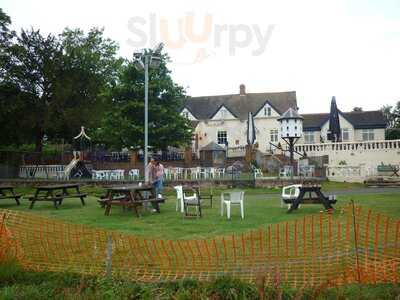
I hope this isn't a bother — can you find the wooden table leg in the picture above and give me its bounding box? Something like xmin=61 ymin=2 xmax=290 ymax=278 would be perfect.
xmin=10 ymin=189 xmax=20 ymax=205
xmin=105 ymin=191 xmax=113 ymax=216
xmin=316 ymin=189 xmax=333 ymax=210
xmin=76 ymin=186 xmax=86 ymax=206
xmin=29 ymin=189 xmax=40 ymax=209
xmin=288 ymin=190 xmax=305 ymax=213
xmin=129 ymin=191 xmax=141 ymax=217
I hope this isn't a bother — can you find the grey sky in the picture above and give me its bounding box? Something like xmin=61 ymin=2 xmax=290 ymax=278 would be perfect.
xmin=2 ymin=0 xmax=400 ymax=113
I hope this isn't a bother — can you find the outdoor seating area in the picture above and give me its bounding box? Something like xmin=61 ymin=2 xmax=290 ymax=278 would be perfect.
xmin=281 ymin=183 xmax=337 ymax=213
xmin=28 ymin=184 xmax=87 ymax=209
xmin=99 ymin=184 xmax=166 ymax=216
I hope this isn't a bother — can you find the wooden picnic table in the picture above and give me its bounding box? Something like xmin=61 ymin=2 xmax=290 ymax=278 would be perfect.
xmin=285 ymin=184 xmax=337 ymax=213
xmin=28 ymin=184 xmax=87 ymax=209
xmin=0 ymin=186 xmax=21 ymax=205
xmin=99 ymin=184 xmax=166 ymax=217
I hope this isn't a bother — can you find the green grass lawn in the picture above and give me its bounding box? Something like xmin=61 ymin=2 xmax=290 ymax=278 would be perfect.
xmin=1 ymin=185 xmax=399 ymax=240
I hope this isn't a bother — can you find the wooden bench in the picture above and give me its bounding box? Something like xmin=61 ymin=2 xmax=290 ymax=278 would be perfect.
xmin=101 ymin=185 xmax=166 ymax=217
xmin=377 ymin=165 xmax=399 ymax=177
xmin=0 ymin=186 xmax=22 ymax=205
xmin=283 ymin=196 xmax=337 ymax=205
xmin=103 ymin=197 xmax=166 ymax=216
xmin=283 ymin=185 xmax=337 ymax=213
xmin=28 ymin=184 xmax=87 ymax=209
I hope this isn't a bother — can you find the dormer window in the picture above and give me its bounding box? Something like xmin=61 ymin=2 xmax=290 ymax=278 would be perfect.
xmin=221 ymin=108 xmax=226 ymax=119
xmin=264 ymin=107 xmax=272 ymax=117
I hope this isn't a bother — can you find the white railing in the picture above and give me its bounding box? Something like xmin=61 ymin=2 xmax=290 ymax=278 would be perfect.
xmin=227 ymin=146 xmax=246 ymax=158
xmin=19 ymin=165 xmax=65 ymax=179
xmin=295 ymin=139 xmax=400 ymax=154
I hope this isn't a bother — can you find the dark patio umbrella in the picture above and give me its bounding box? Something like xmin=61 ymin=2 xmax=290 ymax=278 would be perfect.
xmin=247 ymin=112 xmax=256 ymax=145
xmin=328 ymin=96 xmax=341 ymax=142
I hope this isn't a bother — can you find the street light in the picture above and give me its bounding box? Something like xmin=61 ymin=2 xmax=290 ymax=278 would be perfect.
xmin=277 ymin=108 xmax=303 ymax=179
xmin=133 ymin=43 xmax=164 ymax=182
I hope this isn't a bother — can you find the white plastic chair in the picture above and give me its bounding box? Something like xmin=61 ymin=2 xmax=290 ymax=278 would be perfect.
xmin=281 ymin=184 xmax=302 ymax=209
xmin=163 ymin=168 xmax=172 ymax=180
xmin=174 ymin=185 xmax=198 ymax=213
xmin=189 ymin=167 xmax=199 ymax=179
xmin=93 ymin=170 xmax=107 ymax=181
xmin=128 ymin=169 xmax=140 ymax=180
xmin=216 ymin=168 xmax=225 ymax=178
xmin=199 ymin=168 xmax=208 ymax=179
xmin=221 ymin=191 xmax=245 ymax=219
xmin=254 ymin=168 xmax=263 ymax=178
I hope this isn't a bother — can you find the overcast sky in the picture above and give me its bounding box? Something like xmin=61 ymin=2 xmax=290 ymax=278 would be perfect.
xmin=2 ymin=0 xmax=400 ymax=113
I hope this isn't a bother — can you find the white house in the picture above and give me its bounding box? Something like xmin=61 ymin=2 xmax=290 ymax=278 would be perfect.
xmin=181 ymin=84 xmax=387 ymax=156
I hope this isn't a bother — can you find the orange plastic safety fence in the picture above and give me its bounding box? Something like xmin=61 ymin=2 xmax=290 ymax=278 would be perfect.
xmin=0 ymin=206 xmax=399 ymax=287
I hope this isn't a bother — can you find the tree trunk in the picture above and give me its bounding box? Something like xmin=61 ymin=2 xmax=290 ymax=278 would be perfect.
xmin=34 ymin=125 xmax=44 ymax=153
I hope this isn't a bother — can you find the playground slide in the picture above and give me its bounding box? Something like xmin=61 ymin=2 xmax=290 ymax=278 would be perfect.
xmin=64 ymin=158 xmax=78 ymax=178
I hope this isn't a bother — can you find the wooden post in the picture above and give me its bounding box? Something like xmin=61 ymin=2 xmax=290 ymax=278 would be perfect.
xmin=129 ymin=151 xmax=137 ymax=168
xmin=106 ymin=235 xmax=113 ymax=277
xmin=245 ymin=144 xmax=253 ymax=163
xmin=184 ymin=147 xmax=192 ymax=167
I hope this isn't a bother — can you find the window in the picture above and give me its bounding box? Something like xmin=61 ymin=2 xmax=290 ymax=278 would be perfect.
xmin=182 ymin=111 xmax=189 ymax=119
xmin=342 ymin=128 xmax=350 ymax=141
xmin=362 ymin=129 xmax=374 ymax=141
xmin=264 ymin=107 xmax=272 ymax=116
xmin=270 ymin=129 xmax=278 ymax=142
xmin=220 ymin=108 xmax=226 ymax=119
xmin=304 ymin=132 xmax=315 ymax=144
xmin=217 ymin=131 xmax=227 ymax=145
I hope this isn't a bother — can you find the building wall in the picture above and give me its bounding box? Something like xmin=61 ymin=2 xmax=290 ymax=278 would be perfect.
xmin=294 ymin=140 xmax=400 ymax=168
xmin=320 ymin=114 xmax=354 ymax=142
xmin=195 ymin=118 xmax=287 ymax=152
xmin=354 ymin=128 xmax=385 ymax=141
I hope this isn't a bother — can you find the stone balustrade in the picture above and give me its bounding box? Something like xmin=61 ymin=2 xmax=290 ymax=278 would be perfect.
xmin=295 ymin=139 xmax=400 ymax=154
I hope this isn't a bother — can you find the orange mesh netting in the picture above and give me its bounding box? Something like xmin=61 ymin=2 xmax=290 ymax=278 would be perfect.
xmin=0 ymin=206 xmax=399 ymax=287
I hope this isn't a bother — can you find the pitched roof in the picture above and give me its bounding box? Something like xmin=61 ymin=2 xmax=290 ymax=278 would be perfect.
xmin=200 ymin=142 xmax=226 ymax=151
xmin=182 ymin=91 xmax=297 ymax=120
xmin=302 ymin=110 xmax=387 ymax=131
xmin=277 ymin=108 xmax=304 ymax=120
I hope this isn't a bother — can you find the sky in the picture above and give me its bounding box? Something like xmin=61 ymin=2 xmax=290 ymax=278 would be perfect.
xmin=2 ymin=0 xmax=400 ymax=114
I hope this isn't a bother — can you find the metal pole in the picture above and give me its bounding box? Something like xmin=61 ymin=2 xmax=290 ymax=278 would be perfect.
xmin=144 ymin=55 xmax=149 ymax=182
xmin=289 ymin=138 xmax=294 ymax=180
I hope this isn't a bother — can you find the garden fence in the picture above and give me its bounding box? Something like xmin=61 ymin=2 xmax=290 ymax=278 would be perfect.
xmin=1 ymin=206 xmax=399 ymax=287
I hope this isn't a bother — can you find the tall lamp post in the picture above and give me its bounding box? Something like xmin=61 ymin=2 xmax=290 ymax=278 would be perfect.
xmin=277 ymin=108 xmax=304 ymax=179
xmin=133 ymin=43 xmax=163 ymax=182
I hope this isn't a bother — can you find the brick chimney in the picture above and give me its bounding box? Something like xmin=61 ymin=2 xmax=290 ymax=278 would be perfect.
xmin=239 ymin=84 xmax=246 ymax=96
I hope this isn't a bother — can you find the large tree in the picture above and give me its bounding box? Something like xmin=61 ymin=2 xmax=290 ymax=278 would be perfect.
xmin=0 ymin=19 xmax=121 ymax=151
xmin=382 ymin=102 xmax=400 ymax=139
xmin=94 ymin=52 xmax=193 ymax=151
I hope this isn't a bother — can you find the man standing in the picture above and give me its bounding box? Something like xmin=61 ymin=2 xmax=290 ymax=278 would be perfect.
xmin=146 ymin=157 xmax=164 ymax=198
xmin=153 ymin=158 xmax=164 ymax=197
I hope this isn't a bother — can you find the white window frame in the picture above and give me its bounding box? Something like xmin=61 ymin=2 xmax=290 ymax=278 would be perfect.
xmin=341 ymin=128 xmax=350 ymax=141
xmin=270 ymin=129 xmax=278 ymax=142
xmin=217 ymin=130 xmax=227 ymax=145
xmin=264 ymin=107 xmax=272 ymax=117
xmin=220 ymin=108 xmax=226 ymax=119
xmin=304 ymin=132 xmax=315 ymax=144
xmin=362 ymin=129 xmax=374 ymax=141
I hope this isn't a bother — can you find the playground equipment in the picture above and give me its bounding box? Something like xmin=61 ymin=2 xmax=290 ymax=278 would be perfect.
xmin=64 ymin=127 xmax=92 ymax=179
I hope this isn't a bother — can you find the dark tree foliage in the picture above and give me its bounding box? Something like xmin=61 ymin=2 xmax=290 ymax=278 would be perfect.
xmin=0 ymin=17 xmax=121 ymax=151
xmin=1 ymin=9 xmax=191 ymax=153
xmin=382 ymin=102 xmax=400 ymax=139
xmin=94 ymin=52 xmax=193 ymax=151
